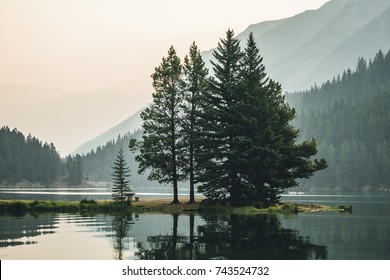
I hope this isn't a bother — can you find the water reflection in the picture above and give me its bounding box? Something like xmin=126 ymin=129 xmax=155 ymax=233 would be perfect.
xmin=0 ymin=211 xmax=327 ymax=259
xmin=0 ymin=214 xmax=57 ymax=248
xmin=2 ymin=191 xmax=389 ymax=259
xmin=110 ymin=212 xmax=135 ymax=260
xmin=135 ymin=213 xmax=327 ymax=260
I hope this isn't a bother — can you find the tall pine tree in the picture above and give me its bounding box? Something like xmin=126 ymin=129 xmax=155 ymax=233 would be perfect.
xmin=130 ymin=46 xmax=183 ymax=204
xmin=236 ymin=33 xmax=327 ymax=206
xmin=181 ymin=42 xmax=209 ymax=203
xmin=196 ymin=29 xmax=244 ymax=202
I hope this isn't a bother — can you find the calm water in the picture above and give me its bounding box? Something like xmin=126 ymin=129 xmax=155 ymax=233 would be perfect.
xmin=0 ymin=186 xmax=188 ymax=201
xmin=1 ymin=189 xmax=389 ymax=260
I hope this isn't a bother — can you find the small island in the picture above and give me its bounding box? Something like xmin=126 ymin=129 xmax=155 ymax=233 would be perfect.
xmin=0 ymin=197 xmax=352 ymax=216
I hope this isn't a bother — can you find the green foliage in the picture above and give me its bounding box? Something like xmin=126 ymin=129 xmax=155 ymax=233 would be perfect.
xmin=195 ymin=29 xmax=245 ymax=202
xmin=66 ymin=154 xmax=83 ymax=185
xmin=0 ymin=200 xmax=135 ymax=215
xmin=181 ymin=42 xmax=209 ymax=203
xmin=130 ymin=46 xmax=184 ymax=204
xmin=286 ymin=50 xmax=390 ymax=111
xmin=0 ymin=127 xmax=61 ymax=185
xmin=130 ymin=30 xmax=326 ymax=207
xmin=337 ymin=205 xmax=352 ymax=212
xmin=80 ymin=198 xmax=97 ymax=205
xmin=196 ymin=31 xmax=326 ymax=206
xmin=281 ymin=203 xmax=298 ymax=214
xmin=288 ymin=49 xmax=390 ymax=191
xmin=28 ymin=200 xmax=79 ymax=213
xmin=111 ymin=148 xmax=132 ymax=204
xmin=81 ymin=130 xmax=153 ymax=185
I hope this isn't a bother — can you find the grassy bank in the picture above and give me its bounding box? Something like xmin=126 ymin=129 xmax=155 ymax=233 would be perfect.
xmin=197 ymin=201 xmax=351 ymax=215
xmin=0 ymin=198 xmax=351 ymax=216
xmin=0 ymin=199 xmax=138 ymax=215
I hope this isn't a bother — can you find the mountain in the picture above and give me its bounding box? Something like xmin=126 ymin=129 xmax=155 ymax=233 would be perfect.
xmin=203 ymin=0 xmax=390 ymax=92
xmin=72 ymin=108 xmax=143 ymax=155
xmin=306 ymin=6 xmax=390 ymax=86
xmin=237 ymin=0 xmax=349 ymax=65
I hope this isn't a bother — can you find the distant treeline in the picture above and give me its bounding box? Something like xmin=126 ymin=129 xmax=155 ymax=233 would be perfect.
xmin=0 ymin=127 xmax=83 ymax=186
xmin=286 ymin=50 xmax=390 ymax=190
xmin=81 ymin=130 xmax=162 ymax=190
xmin=0 ymin=127 xmax=61 ymax=184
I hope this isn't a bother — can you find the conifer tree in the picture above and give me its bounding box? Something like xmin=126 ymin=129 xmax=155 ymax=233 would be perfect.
xmin=196 ymin=29 xmax=243 ymax=201
xmin=236 ymin=33 xmax=326 ymax=206
xmin=130 ymin=46 xmax=183 ymax=204
xmin=181 ymin=42 xmax=209 ymax=203
xmin=196 ymin=31 xmax=326 ymax=206
xmin=111 ymin=148 xmax=131 ymax=204
xmin=233 ymin=32 xmax=275 ymax=205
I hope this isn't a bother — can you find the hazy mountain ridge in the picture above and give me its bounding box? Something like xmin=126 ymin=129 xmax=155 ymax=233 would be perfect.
xmin=276 ymin=0 xmax=390 ymax=91
xmin=246 ymin=0 xmax=349 ymax=65
xmin=306 ymin=6 xmax=390 ymax=86
xmin=72 ymin=109 xmax=143 ymax=155
xmin=204 ymin=0 xmax=390 ymax=92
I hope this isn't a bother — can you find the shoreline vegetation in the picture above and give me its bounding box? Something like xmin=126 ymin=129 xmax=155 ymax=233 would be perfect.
xmin=0 ymin=197 xmax=352 ymax=216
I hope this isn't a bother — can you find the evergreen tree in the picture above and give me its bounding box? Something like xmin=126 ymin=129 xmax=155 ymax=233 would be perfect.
xmin=233 ymin=32 xmax=273 ymax=205
xmin=236 ymin=33 xmax=326 ymax=206
xmin=196 ymin=32 xmax=326 ymax=206
xmin=111 ymin=148 xmax=132 ymax=204
xmin=181 ymin=42 xmax=209 ymax=203
xmin=195 ymin=29 xmax=243 ymax=202
xmin=130 ymin=46 xmax=183 ymax=204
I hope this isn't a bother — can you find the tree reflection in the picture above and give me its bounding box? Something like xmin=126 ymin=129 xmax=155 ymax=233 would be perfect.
xmin=111 ymin=211 xmax=134 ymax=260
xmin=198 ymin=214 xmax=327 ymax=260
xmin=0 ymin=214 xmax=57 ymax=248
xmin=135 ymin=214 xmax=194 ymax=260
xmin=135 ymin=213 xmax=327 ymax=260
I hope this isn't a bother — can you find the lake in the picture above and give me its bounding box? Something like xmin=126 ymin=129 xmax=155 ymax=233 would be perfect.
xmin=0 ymin=189 xmax=389 ymax=260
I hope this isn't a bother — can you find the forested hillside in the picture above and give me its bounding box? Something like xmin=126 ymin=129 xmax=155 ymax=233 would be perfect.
xmin=286 ymin=50 xmax=390 ymax=191
xmin=81 ymin=130 xmax=162 ymax=191
xmin=0 ymin=127 xmax=61 ymax=184
xmin=0 ymin=127 xmax=86 ymax=186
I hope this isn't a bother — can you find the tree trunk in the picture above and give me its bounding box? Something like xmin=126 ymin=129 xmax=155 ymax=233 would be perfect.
xmin=189 ymin=142 xmax=195 ymax=203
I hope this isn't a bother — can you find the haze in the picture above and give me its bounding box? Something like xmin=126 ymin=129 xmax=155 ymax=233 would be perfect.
xmin=0 ymin=0 xmax=329 ymax=155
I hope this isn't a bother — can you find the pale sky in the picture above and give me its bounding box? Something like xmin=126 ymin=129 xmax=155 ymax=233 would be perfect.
xmin=0 ymin=0 xmax=330 ymax=155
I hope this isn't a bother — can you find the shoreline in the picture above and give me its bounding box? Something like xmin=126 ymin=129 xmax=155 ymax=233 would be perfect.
xmin=0 ymin=197 xmax=351 ymax=215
